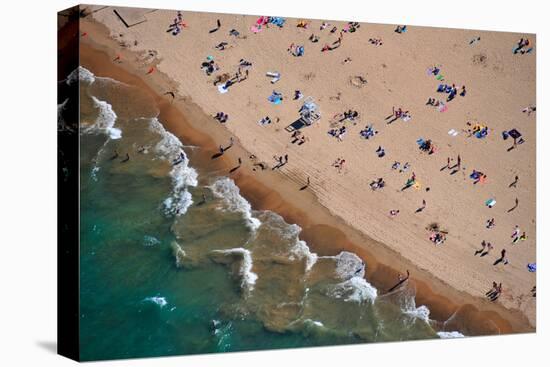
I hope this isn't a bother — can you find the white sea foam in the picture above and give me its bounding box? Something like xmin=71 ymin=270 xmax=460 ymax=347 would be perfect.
xmin=67 ymin=66 xmax=96 ymax=86
xmin=302 ymin=319 xmax=325 ymax=328
xmin=210 ymin=248 xmax=258 ymax=292
xmin=321 ymin=251 xmax=378 ymax=303
xmin=291 ymin=240 xmax=318 ymax=272
xmin=261 ymin=212 xmax=318 ymax=272
xmin=171 ymin=241 xmax=189 ymax=268
xmin=84 ymin=96 xmax=122 ymax=140
xmin=209 ymin=178 xmax=261 ymax=231
xmin=437 ymin=331 xmax=465 ymax=338
xmin=57 ymin=98 xmax=74 ymax=132
xmin=328 ymin=276 xmax=378 ymax=303
xmin=405 ymin=305 xmax=431 ymax=323
xmin=143 ymin=296 xmax=168 ymax=308
xmin=149 ymin=118 xmax=198 ymax=216
xmin=333 ymin=251 xmax=365 ymax=280
xmin=143 ymin=235 xmax=161 ymax=247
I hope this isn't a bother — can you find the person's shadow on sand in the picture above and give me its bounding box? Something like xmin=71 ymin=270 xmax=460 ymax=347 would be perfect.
xmin=211 ymin=152 xmax=224 ymax=159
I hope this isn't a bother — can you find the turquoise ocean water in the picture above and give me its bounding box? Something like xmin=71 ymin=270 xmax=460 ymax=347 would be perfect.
xmin=61 ymin=67 xmax=463 ymax=361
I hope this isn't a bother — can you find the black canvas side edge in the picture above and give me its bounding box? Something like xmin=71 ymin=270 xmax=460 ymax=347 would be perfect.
xmin=57 ymin=4 xmax=81 ymax=362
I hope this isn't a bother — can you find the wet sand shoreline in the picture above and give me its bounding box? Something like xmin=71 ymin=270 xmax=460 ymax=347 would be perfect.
xmin=76 ymin=16 xmax=533 ymax=336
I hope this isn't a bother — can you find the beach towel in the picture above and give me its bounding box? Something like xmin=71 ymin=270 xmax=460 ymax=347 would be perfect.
xmin=416 ymin=138 xmax=425 ymax=146
xmin=436 ymin=74 xmax=445 ymax=81
xmin=448 ymin=129 xmax=459 ymax=136
xmin=527 ymin=263 xmax=536 ymax=272
xmin=250 ymin=25 xmax=262 ymax=33
xmin=439 ymin=104 xmax=448 ymax=113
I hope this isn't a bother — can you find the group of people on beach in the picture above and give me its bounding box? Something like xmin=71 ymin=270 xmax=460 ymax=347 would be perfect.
xmin=166 ymin=11 xmax=186 ymax=36
xmin=184 ymin=16 xmax=536 ymax=308
xmin=385 ymin=107 xmax=411 ymax=124
xmin=486 ymin=282 xmax=503 ymax=302
xmin=513 ymin=38 xmax=532 ymax=55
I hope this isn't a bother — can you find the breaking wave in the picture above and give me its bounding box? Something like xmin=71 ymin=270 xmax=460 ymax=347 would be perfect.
xmin=149 ymin=118 xmax=198 ymax=216
xmin=209 ymin=248 xmax=258 ymax=293
xmin=209 ymin=178 xmax=261 ymax=231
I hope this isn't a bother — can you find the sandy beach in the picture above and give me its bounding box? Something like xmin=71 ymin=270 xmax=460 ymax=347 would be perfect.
xmin=77 ymin=5 xmax=536 ymax=332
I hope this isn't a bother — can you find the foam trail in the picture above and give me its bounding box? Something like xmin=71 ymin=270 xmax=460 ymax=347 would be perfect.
xmin=143 ymin=296 xmax=168 ymax=308
xmin=333 ymin=251 xmax=367 ymax=280
xmin=209 ymin=178 xmax=261 ymax=231
xmin=328 ymin=276 xmax=378 ymax=303
xmin=171 ymin=241 xmax=190 ymax=268
xmin=261 ymin=211 xmax=318 ymax=271
xmin=399 ymin=291 xmax=431 ymax=323
xmin=149 ymin=118 xmax=198 ymax=216
xmin=57 ymin=98 xmax=75 ymax=133
xmin=210 ymin=248 xmax=258 ymax=292
xmin=405 ymin=305 xmax=431 ymax=323
xmin=324 ymin=251 xmax=378 ymax=303
xmin=291 ymin=240 xmax=318 ymax=272
xmin=67 ymin=66 xmax=96 ymax=86
xmin=84 ymin=97 xmax=122 ymax=140
xmin=143 ymin=235 xmax=161 ymax=247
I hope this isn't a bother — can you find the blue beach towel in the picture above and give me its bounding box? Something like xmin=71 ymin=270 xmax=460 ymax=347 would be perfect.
xmin=527 ymin=263 xmax=536 ymax=272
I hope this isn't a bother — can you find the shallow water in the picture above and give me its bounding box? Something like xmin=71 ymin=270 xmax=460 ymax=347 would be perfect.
xmin=66 ymin=67 xmax=459 ymax=361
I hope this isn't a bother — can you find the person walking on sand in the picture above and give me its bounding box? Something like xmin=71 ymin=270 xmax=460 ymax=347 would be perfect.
xmin=415 ymin=199 xmax=426 ymax=213
xmin=508 ymin=197 xmax=519 ymax=212
xmin=300 ymin=176 xmax=311 ymax=191
xmin=397 ymin=270 xmax=410 ymax=282
xmin=511 ymin=225 xmax=520 ymax=240
xmin=109 ymin=150 xmax=119 ymax=161
xmin=475 ymin=240 xmax=487 ymax=256
xmin=456 ymin=154 xmax=461 ymax=170
xmin=490 ymin=283 xmax=503 ymax=301
xmin=493 ymin=249 xmax=508 ymax=266
xmin=390 ymin=209 xmax=400 ymax=217
xmin=486 ymin=218 xmax=495 ymax=229
xmin=337 ymin=159 xmax=346 ymax=173
xmin=485 ymin=281 xmax=498 ymax=297
xmin=480 ymin=242 xmax=493 ymax=257
xmin=509 ymin=175 xmax=519 ymax=188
